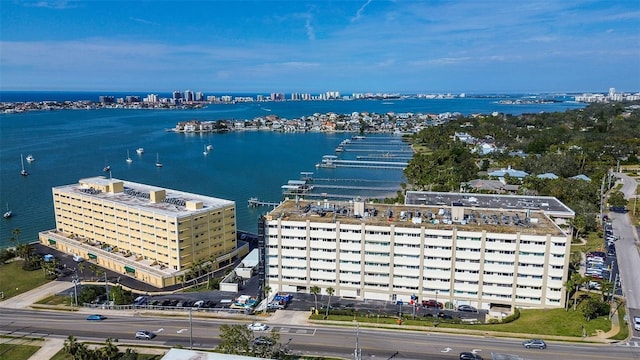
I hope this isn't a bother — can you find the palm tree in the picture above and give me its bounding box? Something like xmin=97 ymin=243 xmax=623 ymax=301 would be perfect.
xmin=100 ymin=338 xmax=120 ymax=360
xmin=262 ymin=285 xmax=271 ymax=301
xmin=119 ymin=348 xmax=138 ymax=360
xmin=77 ymin=262 xmax=86 ymax=280
xmin=63 ymin=336 xmax=80 ymax=358
xmin=11 ymin=228 xmax=21 ymax=245
xmin=325 ymin=287 xmax=335 ymax=318
xmin=74 ymin=343 xmax=92 ymax=360
xmin=310 ymin=285 xmax=321 ymax=312
xmin=89 ymin=264 xmax=97 ymax=281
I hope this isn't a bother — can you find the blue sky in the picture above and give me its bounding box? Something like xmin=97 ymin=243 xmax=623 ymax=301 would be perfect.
xmin=1 ymin=0 xmax=639 ymax=93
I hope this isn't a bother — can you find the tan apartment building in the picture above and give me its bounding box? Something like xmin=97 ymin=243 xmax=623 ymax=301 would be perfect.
xmin=39 ymin=176 xmax=246 ymax=288
xmin=263 ymin=192 xmax=574 ymax=311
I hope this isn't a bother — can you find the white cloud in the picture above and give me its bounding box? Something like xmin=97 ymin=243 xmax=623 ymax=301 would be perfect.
xmin=351 ymin=0 xmax=372 ymax=22
xmin=24 ymin=0 xmax=78 ymax=9
xmin=129 ymin=17 xmax=155 ymax=25
xmin=305 ymin=15 xmax=316 ymax=41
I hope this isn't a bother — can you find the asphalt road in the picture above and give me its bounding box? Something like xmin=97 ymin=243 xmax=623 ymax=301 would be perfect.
xmin=0 ymin=308 xmax=638 ymax=360
xmin=610 ymin=173 xmax=640 ymax=341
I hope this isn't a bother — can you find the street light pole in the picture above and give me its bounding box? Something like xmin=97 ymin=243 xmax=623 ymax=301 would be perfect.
xmin=72 ymin=270 xmax=79 ymax=307
xmin=189 ymin=307 xmax=193 ymax=350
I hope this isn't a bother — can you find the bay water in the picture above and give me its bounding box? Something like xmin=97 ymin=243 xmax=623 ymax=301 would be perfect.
xmin=0 ymin=94 xmax=585 ymax=247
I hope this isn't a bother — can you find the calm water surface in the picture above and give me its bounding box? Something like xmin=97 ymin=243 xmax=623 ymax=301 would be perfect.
xmin=0 ymin=96 xmax=585 ymax=247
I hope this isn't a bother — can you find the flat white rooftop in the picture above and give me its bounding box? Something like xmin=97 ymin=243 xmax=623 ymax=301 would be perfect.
xmin=55 ymin=176 xmax=234 ymax=218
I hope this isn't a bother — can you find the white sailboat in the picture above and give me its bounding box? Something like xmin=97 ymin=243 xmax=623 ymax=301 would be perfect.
xmin=3 ymin=203 xmax=12 ymax=219
xmin=20 ymin=154 xmax=28 ymax=176
xmin=126 ymin=150 xmax=133 ymax=163
xmin=155 ymin=153 xmax=163 ymax=167
xmin=203 ymin=144 xmax=208 ymax=155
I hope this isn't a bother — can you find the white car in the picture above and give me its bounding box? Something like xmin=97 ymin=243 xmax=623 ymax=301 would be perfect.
xmin=247 ymin=322 xmax=268 ymax=331
xmin=634 ymin=316 xmax=640 ymax=331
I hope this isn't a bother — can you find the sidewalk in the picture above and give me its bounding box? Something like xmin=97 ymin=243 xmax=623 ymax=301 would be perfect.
xmin=0 ymin=280 xmax=72 ymax=309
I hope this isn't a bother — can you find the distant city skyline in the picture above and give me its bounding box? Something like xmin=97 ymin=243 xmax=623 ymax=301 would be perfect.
xmin=1 ymin=1 xmax=639 ymax=93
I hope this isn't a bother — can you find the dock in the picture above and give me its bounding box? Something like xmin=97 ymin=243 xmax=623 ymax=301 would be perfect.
xmin=248 ymin=198 xmax=280 ymax=207
xmin=317 ymin=158 xmax=408 ymax=170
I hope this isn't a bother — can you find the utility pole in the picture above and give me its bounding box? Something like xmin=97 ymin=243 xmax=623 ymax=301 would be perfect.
xmin=610 ymin=273 xmax=619 ymax=305
xmin=609 ymin=260 xmax=615 ymax=283
xmin=354 ymin=322 xmax=361 ymax=360
xmin=73 ymin=273 xmax=79 ymax=307
xmin=104 ymin=272 xmax=109 ymax=304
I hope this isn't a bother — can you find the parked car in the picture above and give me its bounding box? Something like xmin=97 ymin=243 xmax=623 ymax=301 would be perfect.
xmin=459 ymin=352 xmax=483 ymax=360
xmin=86 ymin=314 xmax=106 ymax=321
xmin=247 ymin=322 xmax=268 ymax=331
xmin=72 ymin=255 xmax=84 ymax=262
xmin=633 ymin=316 xmax=640 ymax=331
xmin=522 ymin=339 xmax=547 ymax=349
xmin=588 ymin=281 xmax=601 ymax=290
xmin=135 ymin=330 xmax=156 ymax=340
xmin=457 ymin=305 xmax=477 ymax=312
xmin=422 ymin=299 xmax=443 ymax=308
xmin=133 ymin=296 xmax=148 ymax=306
xmin=268 ymin=302 xmax=286 ymax=310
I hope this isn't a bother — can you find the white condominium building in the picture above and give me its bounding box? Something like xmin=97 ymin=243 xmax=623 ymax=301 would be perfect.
xmin=263 ymin=191 xmax=574 ymax=310
xmin=39 ymin=176 xmax=245 ymax=288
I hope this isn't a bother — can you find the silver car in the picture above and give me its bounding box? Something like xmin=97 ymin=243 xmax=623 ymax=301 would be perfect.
xmin=522 ymin=339 xmax=546 ymax=349
xmin=135 ymin=330 xmax=156 ymax=340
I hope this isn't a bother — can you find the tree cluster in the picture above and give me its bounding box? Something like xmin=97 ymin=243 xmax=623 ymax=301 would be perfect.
xmin=215 ymin=324 xmax=292 ymax=359
xmin=63 ymin=336 xmax=144 ymax=360
xmin=404 ymin=101 xmax=640 ymax=233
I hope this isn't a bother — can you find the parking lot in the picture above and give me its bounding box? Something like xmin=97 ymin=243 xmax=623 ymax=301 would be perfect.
xmin=280 ymin=292 xmax=488 ymax=323
xmin=36 ymin=242 xmax=488 ymax=322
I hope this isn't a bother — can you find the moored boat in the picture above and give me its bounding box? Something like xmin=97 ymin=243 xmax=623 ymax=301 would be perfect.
xmin=136 ymin=147 xmax=144 ymax=155
xmin=3 ymin=203 xmax=12 ymax=219
xmin=26 ymin=154 xmax=35 ymax=162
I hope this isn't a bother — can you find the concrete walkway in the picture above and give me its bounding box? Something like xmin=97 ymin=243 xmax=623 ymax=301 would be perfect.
xmin=0 ymin=280 xmax=72 ymax=309
xmin=26 ymin=338 xmax=65 ymax=360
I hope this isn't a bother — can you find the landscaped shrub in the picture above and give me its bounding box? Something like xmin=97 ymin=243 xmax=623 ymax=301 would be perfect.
xmin=502 ymin=308 xmax=520 ymax=323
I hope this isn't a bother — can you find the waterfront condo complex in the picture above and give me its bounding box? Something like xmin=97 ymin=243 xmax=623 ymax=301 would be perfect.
xmin=262 ymin=191 xmax=574 ymax=312
xmin=39 ymin=176 xmax=246 ymax=288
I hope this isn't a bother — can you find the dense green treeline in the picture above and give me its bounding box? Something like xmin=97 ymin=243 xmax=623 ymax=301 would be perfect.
xmin=403 ymin=101 xmax=640 ymax=234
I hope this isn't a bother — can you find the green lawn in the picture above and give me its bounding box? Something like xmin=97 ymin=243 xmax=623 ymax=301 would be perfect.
xmin=609 ymin=305 xmax=629 ymax=341
xmin=446 ymin=308 xmax=610 ymax=337
xmin=315 ymin=306 xmax=613 ymax=338
xmin=0 ymin=343 xmax=41 ymax=360
xmin=0 ymin=261 xmax=51 ymax=299
xmin=36 ymin=294 xmax=73 ymax=306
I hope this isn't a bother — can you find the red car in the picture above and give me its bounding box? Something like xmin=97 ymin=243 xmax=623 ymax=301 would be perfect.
xmin=422 ymin=299 xmax=443 ymax=308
